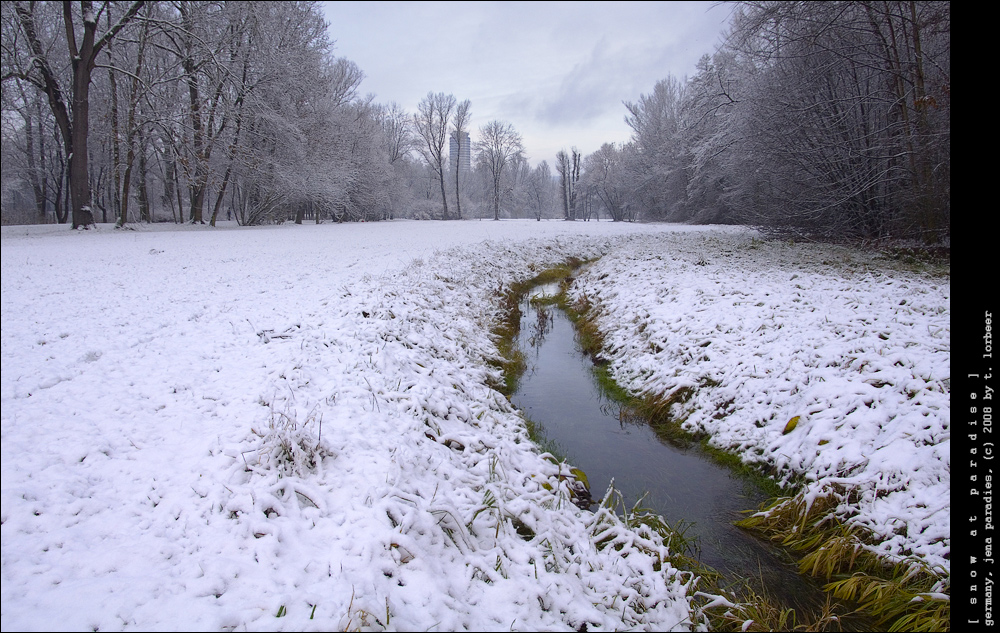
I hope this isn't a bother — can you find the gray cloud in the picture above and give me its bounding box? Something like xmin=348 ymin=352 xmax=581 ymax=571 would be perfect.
xmin=322 ymin=1 xmax=730 ymax=164
xmin=535 ymin=38 xmax=635 ymax=126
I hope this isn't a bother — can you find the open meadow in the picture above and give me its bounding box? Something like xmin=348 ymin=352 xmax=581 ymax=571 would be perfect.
xmin=1 ymin=220 xmax=949 ymax=630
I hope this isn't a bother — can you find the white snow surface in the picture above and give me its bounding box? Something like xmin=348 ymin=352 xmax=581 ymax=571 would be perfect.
xmin=569 ymin=231 xmax=950 ymax=575
xmin=1 ymin=221 xmax=949 ymax=631
xmin=2 ymin=220 xmax=699 ymax=632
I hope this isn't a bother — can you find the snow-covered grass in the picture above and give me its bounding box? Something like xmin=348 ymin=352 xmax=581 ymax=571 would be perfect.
xmin=1 ymin=221 xmax=950 ymax=631
xmin=2 ymin=220 xmax=703 ymax=631
xmin=567 ymin=232 xmax=950 ymax=624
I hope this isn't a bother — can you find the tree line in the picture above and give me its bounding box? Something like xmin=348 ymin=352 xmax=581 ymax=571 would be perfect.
xmin=1 ymin=1 xmax=563 ymax=227
xmin=576 ymin=1 xmax=950 ymax=242
xmin=3 ymin=1 xmax=949 ymax=242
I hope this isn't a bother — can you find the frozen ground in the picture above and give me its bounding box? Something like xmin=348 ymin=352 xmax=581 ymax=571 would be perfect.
xmin=1 ymin=220 xmax=949 ymax=630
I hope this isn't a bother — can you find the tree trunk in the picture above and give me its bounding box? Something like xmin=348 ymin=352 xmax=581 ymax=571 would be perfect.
xmin=210 ymin=164 xmax=233 ymax=227
xmin=180 ymin=3 xmax=206 ymax=224
xmin=137 ymin=135 xmax=150 ymax=223
xmin=455 ymin=162 xmax=462 ymax=219
xmin=70 ymin=66 xmax=95 ymax=228
xmin=492 ymin=172 xmax=502 ymax=221
xmin=439 ymin=175 xmax=450 ymax=220
xmin=23 ymin=105 xmax=47 ymax=222
xmin=108 ymin=28 xmax=123 ymax=227
xmin=184 ymin=55 xmax=207 ymax=224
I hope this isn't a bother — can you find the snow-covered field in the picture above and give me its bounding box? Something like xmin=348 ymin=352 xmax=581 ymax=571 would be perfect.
xmin=1 ymin=220 xmax=699 ymax=631
xmin=1 ymin=220 xmax=949 ymax=630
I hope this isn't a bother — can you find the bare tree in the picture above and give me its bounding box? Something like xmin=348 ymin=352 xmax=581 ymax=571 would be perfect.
xmin=475 ymin=120 xmax=523 ymax=221
xmin=105 ymin=3 xmax=153 ymax=227
xmin=0 ymin=2 xmax=434 ymax=229
xmin=376 ymin=101 xmax=413 ymax=165
xmin=413 ymin=92 xmax=456 ymax=219
xmin=8 ymin=1 xmax=146 ymax=228
xmin=583 ymin=143 xmax=631 ymax=221
xmin=677 ymin=52 xmax=740 ymax=224
xmin=623 ymin=75 xmax=688 ymax=221
xmin=3 ymin=79 xmax=57 ymax=222
xmin=374 ymin=101 xmax=416 ymax=220
xmin=555 ymin=148 xmax=581 ymax=220
xmin=717 ymin=0 xmax=950 ymax=241
xmin=525 ymin=160 xmax=555 ymax=221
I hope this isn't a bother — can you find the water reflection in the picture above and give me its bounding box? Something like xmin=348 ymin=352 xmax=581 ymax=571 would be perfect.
xmin=511 ymin=284 xmax=826 ymax=612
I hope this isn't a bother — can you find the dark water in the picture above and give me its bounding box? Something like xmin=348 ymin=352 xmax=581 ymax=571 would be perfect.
xmin=511 ymin=284 xmax=826 ymax=611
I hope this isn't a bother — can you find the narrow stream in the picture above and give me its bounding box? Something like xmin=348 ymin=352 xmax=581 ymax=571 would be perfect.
xmin=511 ymin=283 xmax=827 ymax=613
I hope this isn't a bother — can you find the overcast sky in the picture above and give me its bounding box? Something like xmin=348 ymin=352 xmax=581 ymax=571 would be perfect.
xmin=321 ymin=1 xmax=733 ymax=167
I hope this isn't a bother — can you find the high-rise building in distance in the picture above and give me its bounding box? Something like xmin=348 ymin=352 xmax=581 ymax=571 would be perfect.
xmin=450 ymin=131 xmax=471 ymax=174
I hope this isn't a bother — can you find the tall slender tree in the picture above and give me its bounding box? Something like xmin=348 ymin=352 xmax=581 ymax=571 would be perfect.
xmin=413 ymin=92 xmax=456 ymax=219
xmin=623 ymin=76 xmax=688 ymax=221
xmin=475 ymin=120 xmax=523 ymax=221
xmin=555 ymin=148 xmax=581 ymax=220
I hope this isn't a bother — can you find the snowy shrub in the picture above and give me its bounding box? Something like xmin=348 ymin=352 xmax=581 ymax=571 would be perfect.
xmin=250 ymin=404 xmax=334 ymax=476
xmin=404 ymin=199 xmax=444 ymax=220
